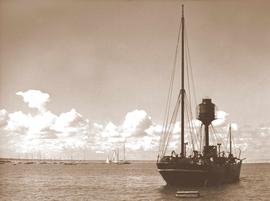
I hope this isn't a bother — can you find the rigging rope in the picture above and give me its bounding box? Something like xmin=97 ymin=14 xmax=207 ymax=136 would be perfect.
xmin=199 ymin=124 xmax=203 ymax=153
xmin=185 ymin=21 xmax=198 ymax=107
xmin=162 ymin=94 xmax=181 ymax=156
xmin=158 ymin=16 xmax=182 ymax=157
xmin=158 ymin=9 xmax=200 ymax=158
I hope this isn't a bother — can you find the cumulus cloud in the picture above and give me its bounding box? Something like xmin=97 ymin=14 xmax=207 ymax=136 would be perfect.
xmin=0 ymin=109 xmax=8 ymax=127
xmin=121 ymin=110 xmax=152 ymax=137
xmin=16 ymin=90 xmax=50 ymax=112
xmin=91 ymin=110 xmax=160 ymax=154
xmin=0 ymin=90 xmax=269 ymax=162
xmin=119 ymin=110 xmax=159 ymax=152
xmin=234 ymin=124 xmax=270 ymax=162
xmin=212 ymin=110 xmax=229 ymax=126
xmin=230 ymin=123 xmax=238 ymax=131
xmin=188 ymin=110 xmax=231 ymax=129
xmin=1 ymin=90 xmax=89 ymax=158
xmin=1 ymin=90 xmax=161 ymax=159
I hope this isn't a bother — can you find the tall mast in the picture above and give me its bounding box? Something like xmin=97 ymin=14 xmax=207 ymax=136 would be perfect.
xmin=180 ymin=4 xmax=185 ymax=156
xmin=229 ymin=124 xmax=232 ymax=154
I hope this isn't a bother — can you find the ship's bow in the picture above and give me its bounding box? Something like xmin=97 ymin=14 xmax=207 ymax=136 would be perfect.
xmin=157 ymin=161 xmax=208 ymax=187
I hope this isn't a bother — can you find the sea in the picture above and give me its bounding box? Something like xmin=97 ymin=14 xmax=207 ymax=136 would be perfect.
xmin=0 ymin=161 xmax=269 ymax=201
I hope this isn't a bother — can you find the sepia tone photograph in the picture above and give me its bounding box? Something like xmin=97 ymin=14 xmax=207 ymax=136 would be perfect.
xmin=0 ymin=0 xmax=269 ymax=200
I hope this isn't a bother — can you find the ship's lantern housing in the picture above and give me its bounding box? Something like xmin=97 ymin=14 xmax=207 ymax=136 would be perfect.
xmin=197 ymin=98 xmax=215 ymax=125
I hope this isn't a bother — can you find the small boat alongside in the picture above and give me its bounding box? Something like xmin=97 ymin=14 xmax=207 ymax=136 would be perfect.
xmin=63 ymin=161 xmax=77 ymax=165
xmin=176 ymin=190 xmax=200 ymax=198
xmin=24 ymin=161 xmax=35 ymax=164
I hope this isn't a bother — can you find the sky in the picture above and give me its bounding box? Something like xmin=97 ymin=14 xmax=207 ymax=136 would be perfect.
xmin=0 ymin=0 xmax=270 ymax=162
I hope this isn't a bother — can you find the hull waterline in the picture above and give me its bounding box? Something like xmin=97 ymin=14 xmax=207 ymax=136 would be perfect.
xmin=157 ymin=161 xmax=242 ymax=187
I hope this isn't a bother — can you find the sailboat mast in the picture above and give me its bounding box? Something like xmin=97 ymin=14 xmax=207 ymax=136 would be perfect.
xmin=117 ymin=148 xmax=119 ymax=162
xmin=123 ymin=142 xmax=125 ymax=161
xmin=180 ymin=4 xmax=185 ymax=156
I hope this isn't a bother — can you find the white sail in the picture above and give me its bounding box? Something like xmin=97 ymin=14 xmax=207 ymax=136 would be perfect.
xmin=105 ymin=156 xmax=110 ymax=164
xmin=108 ymin=144 xmax=130 ymax=165
xmin=112 ymin=150 xmax=118 ymax=163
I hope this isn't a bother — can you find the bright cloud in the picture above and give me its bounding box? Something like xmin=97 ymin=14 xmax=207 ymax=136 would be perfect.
xmin=212 ymin=110 xmax=229 ymax=126
xmin=92 ymin=110 xmax=160 ymax=154
xmin=16 ymin=90 xmax=50 ymax=112
xmin=121 ymin=109 xmax=152 ymax=138
xmin=230 ymin=123 xmax=238 ymax=131
xmin=0 ymin=90 xmax=269 ymax=162
xmin=0 ymin=109 xmax=8 ymax=127
xmin=0 ymin=89 xmax=161 ymax=159
xmin=1 ymin=90 xmax=89 ymax=157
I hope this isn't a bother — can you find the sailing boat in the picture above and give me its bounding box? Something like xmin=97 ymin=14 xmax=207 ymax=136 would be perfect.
xmin=108 ymin=143 xmax=130 ymax=165
xmin=156 ymin=5 xmax=243 ymax=186
xmin=111 ymin=148 xmax=119 ymax=164
xmin=118 ymin=142 xmax=131 ymax=164
xmin=106 ymin=155 xmax=111 ymax=164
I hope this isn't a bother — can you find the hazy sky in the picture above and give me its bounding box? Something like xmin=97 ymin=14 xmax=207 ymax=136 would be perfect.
xmin=0 ymin=0 xmax=270 ymax=161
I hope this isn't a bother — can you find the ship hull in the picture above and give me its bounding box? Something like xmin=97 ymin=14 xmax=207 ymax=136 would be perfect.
xmin=157 ymin=161 xmax=242 ymax=187
xmin=158 ymin=168 xmax=208 ymax=186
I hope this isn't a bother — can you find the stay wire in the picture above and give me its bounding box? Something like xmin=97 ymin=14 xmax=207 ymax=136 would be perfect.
xmin=185 ymin=21 xmax=198 ymax=107
xmin=162 ymin=94 xmax=181 ymax=156
xmin=159 ymin=16 xmax=183 ymax=157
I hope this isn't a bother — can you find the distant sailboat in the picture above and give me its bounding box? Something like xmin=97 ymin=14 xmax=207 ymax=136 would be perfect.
xmin=111 ymin=149 xmax=119 ymax=164
xmin=118 ymin=142 xmax=130 ymax=165
xmin=105 ymin=155 xmax=111 ymax=164
xmin=107 ymin=143 xmax=130 ymax=165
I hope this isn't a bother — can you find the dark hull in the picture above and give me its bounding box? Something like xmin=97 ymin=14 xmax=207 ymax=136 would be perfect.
xmin=157 ymin=161 xmax=242 ymax=187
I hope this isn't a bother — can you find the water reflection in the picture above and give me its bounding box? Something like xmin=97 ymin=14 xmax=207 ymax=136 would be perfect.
xmin=0 ymin=163 xmax=269 ymax=201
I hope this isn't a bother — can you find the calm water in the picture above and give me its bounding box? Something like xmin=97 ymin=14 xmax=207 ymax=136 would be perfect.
xmin=0 ymin=162 xmax=269 ymax=201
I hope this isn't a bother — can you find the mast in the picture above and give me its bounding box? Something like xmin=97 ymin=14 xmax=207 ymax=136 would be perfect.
xmin=117 ymin=148 xmax=119 ymax=162
xmin=229 ymin=124 xmax=232 ymax=154
xmin=180 ymin=4 xmax=185 ymax=156
xmin=123 ymin=142 xmax=125 ymax=161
